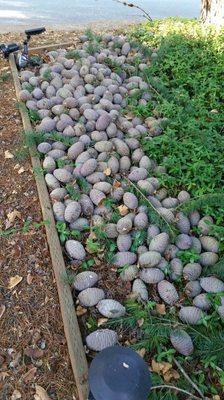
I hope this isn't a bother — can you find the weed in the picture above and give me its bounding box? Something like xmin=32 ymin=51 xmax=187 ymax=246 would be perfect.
xmin=130 ymin=19 xmax=224 ymax=205
xmin=117 ymin=263 xmax=130 ymax=274
xmin=56 ymin=221 xmax=82 ymax=243
xmin=65 ymin=184 xmax=81 ymax=201
xmin=0 ymin=72 xmax=11 ymax=82
xmin=42 ymin=69 xmax=51 ymax=81
xmin=84 ymin=28 xmax=102 ymax=43
xmin=76 ymin=177 xmax=90 ymax=194
xmin=81 ymin=258 xmax=95 ymax=271
xmin=0 ymin=219 xmax=50 ymax=237
xmin=61 ymin=270 xmax=76 ymax=285
xmin=28 ymin=109 xmax=41 ymax=123
xmin=85 ymin=42 xmax=100 ymax=55
xmin=65 ymin=49 xmax=81 ymax=60
xmin=177 ymin=249 xmax=200 ymax=264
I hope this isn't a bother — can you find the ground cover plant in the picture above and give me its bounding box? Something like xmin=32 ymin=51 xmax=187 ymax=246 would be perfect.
xmin=17 ymin=20 xmax=224 ymax=399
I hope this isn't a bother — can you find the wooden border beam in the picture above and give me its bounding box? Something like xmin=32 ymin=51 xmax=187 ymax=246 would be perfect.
xmin=9 ymin=53 xmax=89 ymax=400
xmin=29 ymin=41 xmax=74 ymax=54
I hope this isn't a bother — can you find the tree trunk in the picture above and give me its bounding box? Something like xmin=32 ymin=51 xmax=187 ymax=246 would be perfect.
xmin=201 ymin=0 xmax=224 ymax=25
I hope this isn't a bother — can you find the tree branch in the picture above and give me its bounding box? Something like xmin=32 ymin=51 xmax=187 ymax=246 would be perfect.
xmin=151 ymin=385 xmax=203 ymax=400
xmin=173 ymin=358 xmax=205 ymax=399
xmin=113 ymin=0 xmax=153 ymax=22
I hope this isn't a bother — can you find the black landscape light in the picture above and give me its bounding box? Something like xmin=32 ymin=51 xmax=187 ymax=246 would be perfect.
xmin=88 ymin=346 xmax=152 ymax=400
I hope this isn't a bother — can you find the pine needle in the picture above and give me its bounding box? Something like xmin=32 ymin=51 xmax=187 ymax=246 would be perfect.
xmin=176 ymin=192 xmax=224 ymax=214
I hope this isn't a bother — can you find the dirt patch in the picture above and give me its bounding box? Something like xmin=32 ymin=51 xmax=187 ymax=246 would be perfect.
xmin=0 ymin=30 xmax=84 ymax=400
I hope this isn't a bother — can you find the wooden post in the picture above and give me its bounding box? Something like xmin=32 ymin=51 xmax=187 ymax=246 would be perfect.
xmin=9 ymin=53 xmax=89 ymax=400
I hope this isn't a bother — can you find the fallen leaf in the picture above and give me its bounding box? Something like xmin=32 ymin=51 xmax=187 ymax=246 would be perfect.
xmin=9 ymin=352 xmax=21 ymax=368
xmin=97 ymin=317 xmax=108 ymax=327
xmin=18 ymin=167 xmax=25 ymax=174
xmin=156 ymin=303 xmax=166 ymax=315
xmin=137 ymin=318 xmax=144 ymax=327
xmin=76 ymin=305 xmax=87 ymax=317
xmin=151 ymin=359 xmax=172 ymax=375
xmin=11 ymin=390 xmax=22 ymax=400
xmin=0 ymin=371 xmax=10 ymax=381
xmin=163 ymin=369 xmax=180 ymax=382
xmin=4 ymin=150 xmax=14 ymax=159
xmin=0 ymin=304 xmax=6 ymax=319
xmin=136 ymin=348 xmax=146 ymax=358
xmin=8 ymin=275 xmax=23 ymax=289
xmin=22 ymin=367 xmax=37 ymax=383
xmin=24 ymin=347 xmax=44 ymax=359
xmin=27 ymin=273 xmax=33 ymax=285
xmin=118 ymin=204 xmax=129 ymax=216
xmin=34 ymin=384 xmax=50 ymax=400
xmin=11 ymin=390 xmax=21 ymax=400
xmin=14 ymin=164 xmax=20 ymax=170
xmin=7 ymin=209 xmax=22 ymax=223
xmin=113 ymin=180 xmax=121 ymax=187
xmin=103 ymin=167 xmax=111 ymax=176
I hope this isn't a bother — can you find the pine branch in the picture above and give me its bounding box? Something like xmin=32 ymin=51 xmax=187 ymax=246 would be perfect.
xmin=113 ymin=0 xmax=153 ymax=22
xmin=176 ymin=192 xmax=224 ymax=214
xmin=203 ymin=256 xmax=224 ymax=280
xmin=173 ymin=358 xmax=205 ymax=399
xmin=122 ymin=176 xmax=177 ymax=238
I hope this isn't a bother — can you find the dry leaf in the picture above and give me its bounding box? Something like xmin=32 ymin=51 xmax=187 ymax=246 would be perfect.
xmin=8 ymin=275 xmax=23 ymax=289
xmin=34 ymin=384 xmax=50 ymax=400
xmin=0 ymin=371 xmax=10 ymax=381
xmin=24 ymin=347 xmax=44 ymax=359
xmin=97 ymin=317 xmax=108 ymax=327
xmin=27 ymin=273 xmax=33 ymax=285
xmin=7 ymin=209 xmax=22 ymax=223
xmin=136 ymin=348 xmax=146 ymax=358
xmin=103 ymin=167 xmax=111 ymax=176
xmin=23 ymin=367 xmax=37 ymax=383
xmin=113 ymin=180 xmax=121 ymax=187
xmin=151 ymin=359 xmax=172 ymax=375
xmin=11 ymin=389 xmax=22 ymax=400
xmin=4 ymin=150 xmax=14 ymax=159
xmin=14 ymin=164 xmax=20 ymax=170
xmin=156 ymin=303 xmax=166 ymax=315
xmin=137 ymin=318 xmax=144 ymax=327
xmin=0 ymin=304 xmax=6 ymax=319
xmin=118 ymin=204 xmax=129 ymax=216
xmin=163 ymin=369 xmax=180 ymax=382
xmin=213 ymin=396 xmax=221 ymax=400
xmin=18 ymin=167 xmax=25 ymax=174
xmin=76 ymin=305 xmax=87 ymax=316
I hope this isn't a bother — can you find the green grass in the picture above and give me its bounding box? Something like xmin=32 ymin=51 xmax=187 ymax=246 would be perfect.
xmin=129 ymin=19 xmax=224 ymax=224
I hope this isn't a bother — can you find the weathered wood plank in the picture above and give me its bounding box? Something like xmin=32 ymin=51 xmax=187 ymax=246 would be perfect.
xmin=29 ymin=41 xmax=74 ymax=54
xmin=9 ymin=53 xmax=89 ymax=400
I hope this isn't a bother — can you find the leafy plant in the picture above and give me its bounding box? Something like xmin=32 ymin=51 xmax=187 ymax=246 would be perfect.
xmin=65 ymin=184 xmax=81 ymax=201
xmin=28 ymin=108 xmax=41 ymax=123
xmin=81 ymin=258 xmax=95 ymax=271
xmin=177 ymin=249 xmax=200 ymax=264
xmin=131 ymin=230 xmax=147 ymax=252
xmin=130 ymin=19 xmax=224 ymax=224
xmin=56 ymin=221 xmax=81 ymax=243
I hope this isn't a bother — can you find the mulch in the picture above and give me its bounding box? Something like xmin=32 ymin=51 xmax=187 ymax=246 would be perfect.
xmin=0 ymin=29 xmax=84 ymax=400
